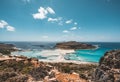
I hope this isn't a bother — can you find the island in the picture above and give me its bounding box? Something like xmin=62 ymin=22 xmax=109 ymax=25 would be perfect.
xmin=55 ymin=41 xmax=96 ymax=50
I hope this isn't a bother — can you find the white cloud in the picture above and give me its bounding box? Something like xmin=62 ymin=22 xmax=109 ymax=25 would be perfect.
xmin=0 ymin=20 xmax=8 ymax=28
xmin=70 ymin=27 xmax=77 ymax=30
xmin=74 ymin=22 xmax=77 ymax=25
xmin=33 ymin=7 xmax=55 ymax=20
xmin=48 ymin=17 xmax=64 ymax=25
xmin=42 ymin=36 xmax=48 ymax=39
xmin=48 ymin=18 xmax=57 ymax=22
xmin=46 ymin=7 xmax=55 ymax=14
xmin=33 ymin=7 xmax=48 ymax=19
xmin=48 ymin=17 xmax=61 ymax=22
xmin=0 ymin=20 xmax=15 ymax=32
xmin=6 ymin=26 xmax=15 ymax=31
xmin=63 ymin=30 xmax=69 ymax=33
xmin=65 ymin=19 xmax=72 ymax=24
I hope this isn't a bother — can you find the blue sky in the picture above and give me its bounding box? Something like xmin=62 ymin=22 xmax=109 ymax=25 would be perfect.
xmin=0 ymin=0 xmax=120 ymax=42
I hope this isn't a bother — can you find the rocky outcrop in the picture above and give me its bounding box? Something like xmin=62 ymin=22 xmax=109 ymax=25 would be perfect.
xmin=55 ymin=41 xmax=96 ymax=50
xmin=0 ymin=43 xmax=17 ymax=55
xmin=92 ymin=50 xmax=120 ymax=82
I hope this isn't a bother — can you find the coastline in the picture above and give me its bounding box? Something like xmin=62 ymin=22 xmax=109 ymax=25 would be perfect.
xmin=0 ymin=42 xmax=99 ymax=64
xmin=0 ymin=53 xmax=98 ymax=65
xmin=0 ymin=53 xmax=98 ymax=82
xmin=11 ymin=49 xmax=98 ymax=64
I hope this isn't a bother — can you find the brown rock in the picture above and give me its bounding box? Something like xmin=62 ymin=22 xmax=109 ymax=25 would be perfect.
xmin=93 ymin=50 xmax=120 ymax=82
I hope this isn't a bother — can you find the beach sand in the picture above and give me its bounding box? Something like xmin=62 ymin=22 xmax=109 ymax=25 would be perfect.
xmin=11 ymin=49 xmax=97 ymax=64
xmin=37 ymin=49 xmax=96 ymax=64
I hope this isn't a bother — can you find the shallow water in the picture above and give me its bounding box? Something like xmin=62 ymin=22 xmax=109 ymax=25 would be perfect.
xmin=2 ymin=42 xmax=120 ymax=63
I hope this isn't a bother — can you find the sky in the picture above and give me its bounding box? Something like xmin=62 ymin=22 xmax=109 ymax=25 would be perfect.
xmin=0 ymin=0 xmax=120 ymax=42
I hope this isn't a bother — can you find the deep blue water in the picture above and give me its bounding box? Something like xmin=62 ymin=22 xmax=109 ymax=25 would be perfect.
xmin=1 ymin=41 xmax=120 ymax=62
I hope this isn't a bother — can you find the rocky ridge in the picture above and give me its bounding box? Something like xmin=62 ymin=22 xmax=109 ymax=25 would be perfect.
xmin=0 ymin=43 xmax=17 ymax=55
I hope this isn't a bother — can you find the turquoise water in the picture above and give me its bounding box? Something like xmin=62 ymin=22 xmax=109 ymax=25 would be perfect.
xmin=2 ymin=42 xmax=120 ymax=63
xmin=65 ymin=48 xmax=110 ymax=62
xmin=65 ymin=42 xmax=120 ymax=62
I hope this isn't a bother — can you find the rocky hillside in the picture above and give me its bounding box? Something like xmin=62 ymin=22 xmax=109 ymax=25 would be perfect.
xmin=55 ymin=41 xmax=96 ymax=50
xmin=0 ymin=55 xmax=97 ymax=82
xmin=0 ymin=43 xmax=17 ymax=55
xmin=92 ymin=50 xmax=120 ymax=82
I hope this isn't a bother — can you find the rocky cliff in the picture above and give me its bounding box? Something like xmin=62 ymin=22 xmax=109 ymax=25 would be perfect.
xmin=92 ymin=50 xmax=120 ymax=82
xmin=55 ymin=41 xmax=96 ymax=50
xmin=0 ymin=43 xmax=17 ymax=55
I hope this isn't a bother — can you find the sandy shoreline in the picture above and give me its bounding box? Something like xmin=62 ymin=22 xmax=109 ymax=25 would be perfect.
xmin=39 ymin=49 xmax=75 ymax=57
xmin=10 ymin=49 xmax=98 ymax=64
xmin=0 ymin=55 xmax=97 ymax=65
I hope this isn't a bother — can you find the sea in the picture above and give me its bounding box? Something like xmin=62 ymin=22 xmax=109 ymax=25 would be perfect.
xmin=1 ymin=41 xmax=120 ymax=63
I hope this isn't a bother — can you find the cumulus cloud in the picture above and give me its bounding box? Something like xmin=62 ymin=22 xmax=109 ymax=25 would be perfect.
xmin=0 ymin=20 xmax=15 ymax=32
xmin=6 ymin=26 xmax=15 ymax=31
xmin=33 ymin=7 xmax=55 ymax=20
xmin=46 ymin=7 xmax=55 ymax=14
xmin=0 ymin=20 xmax=8 ymax=28
xmin=48 ymin=17 xmax=62 ymax=22
xmin=63 ymin=30 xmax=69 ymax=33
xmin=33 ymin=7 xmax=48 ymax=19
xmin=70 ymin=27 xmax=77 ymax=30
xmin=65 ymin=19 xmax=72 ymax=24
xmin=32 ymin=6 xmax=81 ymax=33
xmin=48 ymin=17 xmax=64 ymax=26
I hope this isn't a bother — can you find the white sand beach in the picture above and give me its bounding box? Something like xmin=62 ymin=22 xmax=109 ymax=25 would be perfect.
xmin=37 ymin=49 xmax=95 ymax=64
xmin=11 ymin=49 xmax=97 ymax=64
xmin=39 ymin=49 xmax=75 ymax=57
xmin=35 ymin=49 xmax=76 ymax=62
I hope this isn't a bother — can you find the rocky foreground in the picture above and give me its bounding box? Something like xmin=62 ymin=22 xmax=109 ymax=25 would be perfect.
xmin=0 ymin=55 xmax=97 ymax=82
xmin=92 ymin=49 xmax=120 ymax=82
xmin=55 ymin=41 xmax=96 ymax=50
